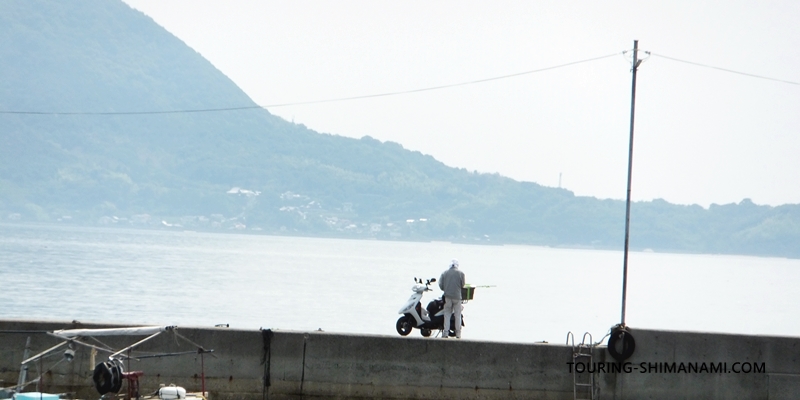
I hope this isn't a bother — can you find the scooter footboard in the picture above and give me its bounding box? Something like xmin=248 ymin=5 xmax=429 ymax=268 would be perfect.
xmin=421 ymin=314 xmax=465 ymax=330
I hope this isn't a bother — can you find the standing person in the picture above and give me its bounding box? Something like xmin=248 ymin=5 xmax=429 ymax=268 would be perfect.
xmin=439 ymin=258 xmax=465 ymax=339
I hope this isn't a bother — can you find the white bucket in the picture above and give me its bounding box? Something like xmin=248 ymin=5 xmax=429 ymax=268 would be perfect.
xmin=158 ymin=386 xmax=187 ymax=400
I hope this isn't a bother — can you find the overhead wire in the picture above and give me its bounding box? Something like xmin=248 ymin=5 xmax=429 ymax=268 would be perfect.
xmin=1 ymin=50 xmax=796 ymax=116
xmin=652 ymin=53 xmax=800 ymax=85
xmin=0 ymin=52 xmax=621 ymax=116
xmin=0 ymin=104 xmax=263 ymax=116
xmin=259 ymin=52 xmax=623 ymax=107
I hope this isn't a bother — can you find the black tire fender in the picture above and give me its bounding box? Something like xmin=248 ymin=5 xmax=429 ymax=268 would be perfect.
xmin=93 ymin=360 xmax=124 ymax=395
xmin=607 ymin=327 xmax=636 ymax=362
xmin=92 ymin=361 xmax=114 ymax=395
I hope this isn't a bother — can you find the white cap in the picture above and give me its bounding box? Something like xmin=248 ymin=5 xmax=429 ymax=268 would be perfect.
xmin=451 ymin=259 xmax=459 ymax=267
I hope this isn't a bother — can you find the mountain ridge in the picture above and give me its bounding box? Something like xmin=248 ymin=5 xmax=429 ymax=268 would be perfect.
xmin=1 ymin=0 xmax=798 ymax=258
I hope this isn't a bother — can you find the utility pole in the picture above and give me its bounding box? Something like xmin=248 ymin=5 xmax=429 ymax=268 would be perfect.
xmin=620 ymin=40 xmax=643 ymax=327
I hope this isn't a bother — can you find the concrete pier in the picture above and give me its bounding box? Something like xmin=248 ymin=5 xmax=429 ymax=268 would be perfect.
xmin=1 ymin=319 xmax=799 ymax=399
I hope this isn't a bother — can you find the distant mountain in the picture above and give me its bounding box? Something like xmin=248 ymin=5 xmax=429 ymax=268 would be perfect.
xmin=1 ymin=0 xmax=798 ymax=258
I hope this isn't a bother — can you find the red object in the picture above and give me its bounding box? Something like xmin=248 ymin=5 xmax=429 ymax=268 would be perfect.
xmin=123 ymin=371 xmax=145 ymax=400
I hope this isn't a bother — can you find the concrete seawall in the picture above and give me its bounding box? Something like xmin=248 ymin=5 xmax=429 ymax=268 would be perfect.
xmin=1 ymin=319 xmax=799 ymax=399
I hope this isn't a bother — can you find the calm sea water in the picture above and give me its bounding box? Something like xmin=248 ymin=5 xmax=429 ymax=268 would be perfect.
xmin=1 ymin=223 xmax=798 ymax=344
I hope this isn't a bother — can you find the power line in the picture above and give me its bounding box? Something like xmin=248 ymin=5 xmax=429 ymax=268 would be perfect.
xmin=1 ymin=105 xmax=264 ymax=116
xmin=261 ymin=52 xmax=622 ymax=107
xmin=652 ymin=53 xmax=800 ymax=85
xmin=2 ymin=51 xmax=795 ymax=116
xmin=0 ymin=52 xmax=621 ymax=116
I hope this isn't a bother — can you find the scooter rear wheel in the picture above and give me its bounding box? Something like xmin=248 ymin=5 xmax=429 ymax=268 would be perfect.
xmin=396 ymin=316 xmax=413 ymax=336
xmin=420 ymin=328 xmax=432 ymax=337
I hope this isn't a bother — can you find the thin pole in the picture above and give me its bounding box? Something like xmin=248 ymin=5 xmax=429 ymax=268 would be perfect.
xmin=16 ymin=337 xmax=31 ymax=393
xmin=201 ymin=351 xmax=206 ymax=397
xmin=620 ymin=40 xmax=640 ymax=326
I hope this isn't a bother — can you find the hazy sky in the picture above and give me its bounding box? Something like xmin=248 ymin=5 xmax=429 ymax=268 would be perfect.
xmin=122 ymin=1 xmax=799 ymax=207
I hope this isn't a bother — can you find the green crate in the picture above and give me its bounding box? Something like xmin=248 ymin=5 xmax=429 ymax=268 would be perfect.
xmin=461 ymin=286 xmax=475 ymax=300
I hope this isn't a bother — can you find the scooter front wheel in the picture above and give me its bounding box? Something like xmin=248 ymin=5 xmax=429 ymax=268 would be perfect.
xmin=396 ymin=316 xmax=413 ymax=336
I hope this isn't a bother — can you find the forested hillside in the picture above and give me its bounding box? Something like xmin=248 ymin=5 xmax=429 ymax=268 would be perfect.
xmin=1 ymin=0 xmax=798 ymax=258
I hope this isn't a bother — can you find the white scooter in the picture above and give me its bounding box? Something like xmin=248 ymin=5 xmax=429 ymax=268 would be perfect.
xmin=395 ymin=277 xmax=464 ymax=338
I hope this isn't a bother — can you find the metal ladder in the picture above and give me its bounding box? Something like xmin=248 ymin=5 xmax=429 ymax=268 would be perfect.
xmin=566 ymin=332 xmax=596 ymax=400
